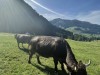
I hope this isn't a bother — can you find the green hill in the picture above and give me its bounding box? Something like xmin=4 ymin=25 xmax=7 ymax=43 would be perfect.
xmin=50 ymin=18 xmax=100 ymax=35
xmin=0 ymin=33 xmax=100 ymax=75
xmin=0 ymin=0 xmax=73 ymax=38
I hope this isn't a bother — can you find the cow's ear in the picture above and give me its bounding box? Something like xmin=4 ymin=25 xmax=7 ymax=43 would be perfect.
xmin=78 ymin=60 xmax=87 ymax=69
xmin=74 ymin=66 xmax=77 ymax=71
xmin=78 ymin=60 xmax=84 ymax=68
xmin=79 ymin=60 xmax=84 ymax=65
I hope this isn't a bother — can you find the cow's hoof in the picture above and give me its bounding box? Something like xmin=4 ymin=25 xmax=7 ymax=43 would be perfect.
xmin=38 ymin=62 xmax=41 ymax=65
xmin=54 ymin=71 xmax=58 ymax=75
xmin=28 ymin=61 xmax=31 ymax=64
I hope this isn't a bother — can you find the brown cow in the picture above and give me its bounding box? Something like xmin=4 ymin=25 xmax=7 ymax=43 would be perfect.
xmin=28 ymin=36 xmax=91 ymax=75
xmin=15 ymin=34 xmax=32 ymax=49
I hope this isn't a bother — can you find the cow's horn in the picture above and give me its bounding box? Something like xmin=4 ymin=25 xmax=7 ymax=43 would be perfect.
xmin=85 ymin=60 xmax=91 ymax=67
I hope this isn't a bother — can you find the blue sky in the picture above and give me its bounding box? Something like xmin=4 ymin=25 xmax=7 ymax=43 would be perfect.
xmin=24 ymin=0 xmax=100 ymax=25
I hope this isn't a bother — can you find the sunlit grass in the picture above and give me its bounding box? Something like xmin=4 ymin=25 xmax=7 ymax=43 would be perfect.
xmin=0 ymin=33 xmax=100 ymax=75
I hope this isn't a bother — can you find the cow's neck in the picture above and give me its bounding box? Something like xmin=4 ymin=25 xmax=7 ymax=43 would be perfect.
xmin=66 ymin=47 xmax=78 ymax=70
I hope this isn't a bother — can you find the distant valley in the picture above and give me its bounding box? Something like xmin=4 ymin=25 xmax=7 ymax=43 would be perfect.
xmin=50 ymin=18 xmax=100 ymax=37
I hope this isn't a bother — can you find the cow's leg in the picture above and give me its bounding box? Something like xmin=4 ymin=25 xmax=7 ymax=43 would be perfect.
xmin=59 ymin=61 xmax=64 ymax=71
xmin=28 ymin=51 xmax=34 ymax=64
xmin=67 ymin=66 xmax=74 ymax=75
xmin=69 ymin=72 xmax=71 ymax=75
xmin=53 ymin=58 xmax=58 ymax=72
xmin=28 ymin=44 xmax=29 ymax=49
xmin=36 ymin=54 xmax=41 ymax=64
xmin=22 ymin=43 xmax=24 ymax=48
xmin=18 ymin=43 xmax=21 ymax=49
xmin=28 ymin=46 xmax=35 ymax=64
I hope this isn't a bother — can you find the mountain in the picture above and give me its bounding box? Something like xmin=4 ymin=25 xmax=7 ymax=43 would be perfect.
xmin=0 ymin=0 xmax=73 ymax=38
xmin=50 ymin=18 xmax=100 ymax=35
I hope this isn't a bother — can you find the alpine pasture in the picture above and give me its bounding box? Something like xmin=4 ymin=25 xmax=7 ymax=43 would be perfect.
xmin=0 ymin=33 xmax=100 ymax=75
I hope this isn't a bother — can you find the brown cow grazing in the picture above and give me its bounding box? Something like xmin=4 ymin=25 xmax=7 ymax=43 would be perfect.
xmin=15 ymin=34 xmax=32 ymax=49
xmin=66 ymin=42 xmax=91 ymax=75
xmin=28 ymin=36 xmax=91 ymax=75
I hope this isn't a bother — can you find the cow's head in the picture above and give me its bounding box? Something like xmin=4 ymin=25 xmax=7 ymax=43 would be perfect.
xmin=74 ymin=60 xmax=91 ymax=75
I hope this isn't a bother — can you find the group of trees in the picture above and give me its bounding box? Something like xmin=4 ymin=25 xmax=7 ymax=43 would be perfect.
xmin=68 ymin=34 xmax=100 ymax=41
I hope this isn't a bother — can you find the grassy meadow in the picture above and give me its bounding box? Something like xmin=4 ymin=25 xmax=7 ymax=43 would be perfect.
xmin=0 ymin=33 xmax=100 ymax=75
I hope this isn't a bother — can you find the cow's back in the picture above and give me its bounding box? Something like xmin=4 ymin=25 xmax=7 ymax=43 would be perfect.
xmin=30 ymin=36 xmax=67 ymax=58
xmin=15 ymin=34 xmax=31 ymax=43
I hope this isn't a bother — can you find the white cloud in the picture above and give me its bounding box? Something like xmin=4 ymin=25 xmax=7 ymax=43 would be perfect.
xmin=24 ymin=0 xmax=100 ymax=25
xmin=42 ymin=11 xmax=100 ymax=25
xmin=76 ymin=11 xmax=100 ymax=25
xmin=41 ymin=14 xmax=61 ymax=20
xmin=30 ymin=0 xmax=64 ymax=17
xmin=24 ymin=0 xmax=37 ymax=9
xmin=41 ymin=13 xmax=74 ymax=21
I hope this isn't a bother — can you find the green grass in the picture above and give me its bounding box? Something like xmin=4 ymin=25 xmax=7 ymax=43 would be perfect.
xmin=0 ymin=33 xmax=100 ymax=75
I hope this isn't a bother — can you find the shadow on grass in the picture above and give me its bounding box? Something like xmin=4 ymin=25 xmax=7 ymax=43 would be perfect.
xmin=18 ymin=47 xmax=68 ymax=75
xmin=31 ymin=63 xmax=68 ymax=75
xmin=18 ymin=46 xmax=68 ymax=75
xmin=19 ymin=48 xmax=29 ymax=54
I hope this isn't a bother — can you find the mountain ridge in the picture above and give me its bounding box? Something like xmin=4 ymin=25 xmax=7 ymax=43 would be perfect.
xmin=50 ymin=18 xmax=100 ymax=35
xmin=0 ymin=0 xmax=73 ymax=38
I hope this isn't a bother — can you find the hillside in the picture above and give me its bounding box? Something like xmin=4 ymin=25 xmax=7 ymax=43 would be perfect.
xmin=0 ymin=33 xmax=100 ymax=75
xmin=50 ymin=18 xmax=100 ymax=35
xmin=0 ymin=0 xmax=72 ymax=37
